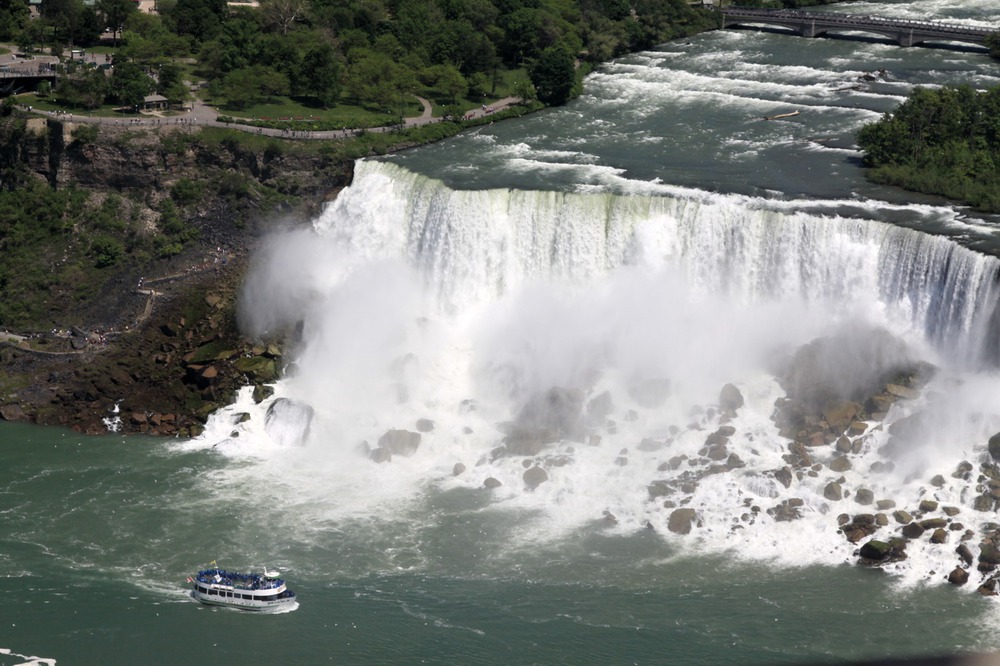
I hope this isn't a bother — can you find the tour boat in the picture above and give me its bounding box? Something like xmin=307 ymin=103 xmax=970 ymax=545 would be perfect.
xmin=190 ymin=566 xmax=297 ymax=611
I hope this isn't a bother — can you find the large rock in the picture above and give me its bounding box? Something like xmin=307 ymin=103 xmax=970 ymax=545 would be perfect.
xmin=523 ymin=466 xmax=548 ymax=490
xmin=586 ymin=391 xmax=615 ymax=424
xmin=948 ymin=568 xmax=970 ymax=585
xmin=778 ymin=327 xmax=919 ymax=413
xmin=515 ymin=387 xmax=584 ymax=437
xmin=504 ymin=428 xmax=558 ymax=456
xmin=378 ymin=429 xmax=421 ymax=457
xmin=668 ymin=508 xmax=697 ymax=535
xmin=858 ymin=540 xmax=892 ymax=560
xmin=989 ymin=432 xmax=1000 ymax=462
xmin=719 ymin=383 xmax=744 ymax=412
xmin=264 ymin=398 xmax=314 ymax=447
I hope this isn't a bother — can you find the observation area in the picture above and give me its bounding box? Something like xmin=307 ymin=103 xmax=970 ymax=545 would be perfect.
xmin=716 ymin=8 xmax=995 ymax=49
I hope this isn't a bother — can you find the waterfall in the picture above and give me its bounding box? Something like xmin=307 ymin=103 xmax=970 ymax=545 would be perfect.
xmin=207 ymin=159 xmax=1000 ymax=584
xmin=305 ymin=160 xmax=1000 ymax=367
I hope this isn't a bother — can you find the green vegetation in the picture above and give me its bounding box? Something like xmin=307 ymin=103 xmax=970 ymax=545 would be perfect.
xmin=857 ymin=85 xmax=1000 ymax=212
xmin=4 ymin=0 xmax=718 ymax=121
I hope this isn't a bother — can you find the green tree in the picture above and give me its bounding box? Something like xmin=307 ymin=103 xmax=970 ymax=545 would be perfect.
xmin=221 ymin=65 xmax=290 ymax=109
xmin=300 ymin=42 xmax=342 ymax=108
xmin=530 ymin=44 xmax=575 ymax=105
xmin=0 ymin=0 xmax=29 ymax=41
xmin=109 ymin=61 xmax=154 ymax=110
xmin=98 ymin=0 xmax=137 ymax=46
xmin=166 ymin=0 xmax=227 ymax=40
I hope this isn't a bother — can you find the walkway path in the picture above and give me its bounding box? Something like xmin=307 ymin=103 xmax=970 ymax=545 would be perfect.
xmin=21 ymin=92 xmax=523 ymax=141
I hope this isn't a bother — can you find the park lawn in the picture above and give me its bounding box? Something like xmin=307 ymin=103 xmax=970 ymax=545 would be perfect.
xmin=212 ymin=95 xmax=423 ymax=127
xmin=17 ymin=93 xmax=144 ymax=117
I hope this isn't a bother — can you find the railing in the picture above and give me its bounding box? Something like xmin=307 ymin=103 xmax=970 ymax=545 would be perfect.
xmin=717 ymin=8 xmax=994 ymax=41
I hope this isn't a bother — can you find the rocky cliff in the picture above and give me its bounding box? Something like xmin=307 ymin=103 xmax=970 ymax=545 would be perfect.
xmin=0 ymin=117 xmax=353 ymax=436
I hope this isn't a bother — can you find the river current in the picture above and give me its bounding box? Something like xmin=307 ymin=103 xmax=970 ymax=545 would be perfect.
xmin=4 ymin=2 xmax=1000 ymax=664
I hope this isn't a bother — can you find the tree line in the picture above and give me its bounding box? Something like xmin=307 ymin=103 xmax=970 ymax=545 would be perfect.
xmin=1 ymin=0 xmax=720 ymax=113
xmin=857 ymin=84 xmax=1000 ymax=213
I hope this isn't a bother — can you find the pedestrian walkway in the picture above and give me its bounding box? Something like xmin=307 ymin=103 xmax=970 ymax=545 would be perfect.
xmin=20 ymin=93 xmax=523 ymax=141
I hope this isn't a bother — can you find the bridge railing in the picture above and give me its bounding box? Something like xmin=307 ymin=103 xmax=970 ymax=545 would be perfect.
xmin=716 ymin=8 xmax=994 ymax=37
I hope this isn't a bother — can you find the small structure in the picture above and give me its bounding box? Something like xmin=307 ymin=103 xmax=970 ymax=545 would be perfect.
xmin=142 ymin=93 xmax=168 ymax=110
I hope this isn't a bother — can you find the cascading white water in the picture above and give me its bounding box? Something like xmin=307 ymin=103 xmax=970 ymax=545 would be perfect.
xmin=196 ymin=159 xmax=1000 ymax=587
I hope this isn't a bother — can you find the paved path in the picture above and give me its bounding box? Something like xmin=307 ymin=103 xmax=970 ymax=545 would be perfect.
xmin=21 ymin=91 xmax=523 ymax=141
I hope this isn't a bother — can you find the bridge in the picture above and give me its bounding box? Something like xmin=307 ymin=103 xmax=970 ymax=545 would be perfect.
xmin=0 ymin=61 xmax=57 ymax=95
xmin=716 ymin=8 xmax=995 ymax=49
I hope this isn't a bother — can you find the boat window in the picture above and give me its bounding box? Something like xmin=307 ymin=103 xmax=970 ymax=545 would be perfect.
xmin=208 ymin=589 xmax=217 ymax=595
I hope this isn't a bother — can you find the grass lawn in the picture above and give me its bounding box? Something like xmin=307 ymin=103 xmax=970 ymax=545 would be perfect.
xmin=210 ymin=94 xmax=423 ymax=127
xmin=17 ymin=93 xmax=143 ymax=117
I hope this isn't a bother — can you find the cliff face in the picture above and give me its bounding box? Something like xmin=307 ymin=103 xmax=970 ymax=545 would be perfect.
xmin=0 ymin=118 xmax=354 ymax=436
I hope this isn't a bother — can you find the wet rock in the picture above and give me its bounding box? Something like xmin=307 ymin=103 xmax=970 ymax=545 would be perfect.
xmin=901 ymin=522 xmax=925 ymax=539
xmin=523 ymin=465 xmax=548 ymax=490
xmin=854 ymin=488 xmax=874 ymax=505
xmin=483 ymin=477 xmax=502 ymax=489
xmin=586 ymin=391 xmax=614 ymax=424
xmin=719 ymin=383 xmax=744 ymax=412
xmin=774 ymin=466 xmax=793 ymax=489
xmin=918 ymin=499 xmax=939 ymax=513
xmin=668 ymin=508 xmax=697 ymax=535
xmin=858 ymin=540 xmax=892 ymax=560
xmin=893 ymin=510 xmax=912 ymax=524
xmin=948 ymin=568 xmax=969 ymax=586
xmin=516 ymin=386 xmax=584 ymax=435
xmin=378 ymin=429 xmax=421 ymax=457
xmin=930 ymin=528 xmax=948 ymax=544
xmin=835 ymin=436 xmax=852 ymax=454
xmin=504 ymin=428 xmax=558 ymax=456
xmin=876 ymin=499 xmax=896 ymax=511
xmin=930 ymin=474 xmax=946 ymax=488
xmin=415 ymin=418 xmax=435 ymax=433
xmin=453 ymin=462 xmax=466 ymax=476
xmin=979 ymin=542 xmax=1000 ymax=566
xmin=370 ymin=448 xmax=392 ymax=464
xmin=957 ymin=543 xmax=974 ymax=566
xmin=824 ymin=481 xmax=843 ymax=501
xmin=0 ymin=404 xmax=27 ymax=421
xmin=828 ymin=456 xmax=852 ymax=473
xmin=919 ymin=518 xmax=947 ymax=530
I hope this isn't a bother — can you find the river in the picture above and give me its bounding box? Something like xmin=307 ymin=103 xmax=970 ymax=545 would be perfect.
xmin=4 ymin=2 xmax=1000 ymax=664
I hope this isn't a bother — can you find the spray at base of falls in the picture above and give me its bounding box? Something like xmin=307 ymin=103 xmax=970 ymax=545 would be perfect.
xmin=190 ymin=160 xmax=1000 ymax=590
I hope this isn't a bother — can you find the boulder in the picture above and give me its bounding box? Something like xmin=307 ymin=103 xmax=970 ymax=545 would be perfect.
xmin=523 ymin=466 xmax=548 ymax=490
xmin=370 ymin=448 xmax=392 ymax=464
xmin=957 ymin=543 xmax=974 ymax=566
xmin=918 ymin=499 xmax=939 ymax=513
xmin=504 ymin=428 xmax=558 ymax=456
xmin=893 ymin=510 xmax=912 ymax=524
xmin=989 ymin=432 xmax=1000 ymax=461
xmin=828 ymin=456 xmax=852 ymax=473
xmin=453 ymin=463 xmax=466 ymax=476
xmin=515 ymin=386 xmax=584 ymax=437
xmin=930 ymin=528 xmax=948 ymax=544
xmin=774 ymin=467 xmax=793 ymax=489
xmin=378 ymin=429 xmax=421 ymax=457
xmin=824 ymin=482 xmax=843 ymax=501
xmin=483 ymin=477 xmax=502 ymax=489
xmin=719 ymin=383 xmax=744 ymax=412
xmin=415 ymin=418 xmax=435 ymax=433
xmin=948 ymin=568 xmax=969 ymax=586
xmin=586 ymin=391 xmax=615 ymax=424
xmin=901 ymin=522 xmax=925 ymax=539
xmin=0 ymin=404 xmax=27 ymax=422
xmin=854 ymin=488 xmax=874 ymax=505
xmin=668 ymin=508 xmax=697 ymax=535
xmin=858 ymin=540 xmax=892 ymax=560
xmin=979 ymin=542 xmax=1000 ymax=566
